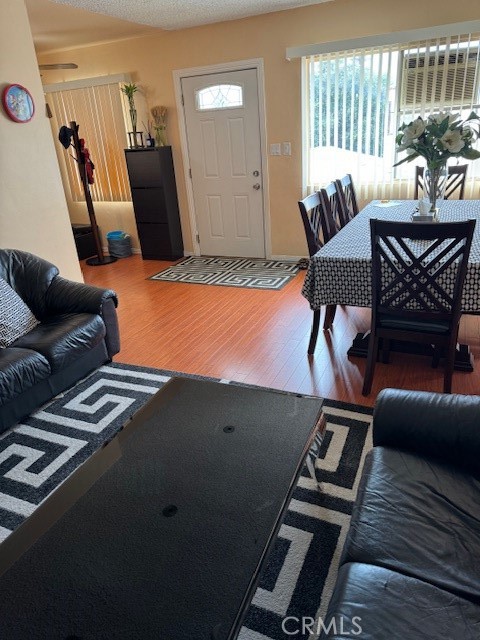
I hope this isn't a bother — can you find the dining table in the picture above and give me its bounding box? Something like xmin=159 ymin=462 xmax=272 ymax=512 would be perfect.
xmin=301 ymin=199 xmax=480 ymax=370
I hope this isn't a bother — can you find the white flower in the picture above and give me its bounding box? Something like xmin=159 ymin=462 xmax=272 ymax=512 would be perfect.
xmin=397 ymin=118 xmax=425 ymax=151
xmin=428 ymin=112 xmax=459 ymax=126
xmin=440 ymin=129 xmax=465 ymax=153
xmin=404 ymin=118 xmax=426 ymax=140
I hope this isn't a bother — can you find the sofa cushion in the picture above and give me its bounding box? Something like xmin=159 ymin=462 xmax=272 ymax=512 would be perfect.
xmin=341 ymin=447 xmax=480 ymax=604
xmin=0 ymin=250 xmax=59 ymax=320
xmin=320 ymin=562 xmax=480 ymax=639
xmin=0 ymin=278 xmax=39 ymax=348
xmin=13 ymin=313 xmax=106 ymax=373
xmin=0 ymin=347 xmax=51 ymax=406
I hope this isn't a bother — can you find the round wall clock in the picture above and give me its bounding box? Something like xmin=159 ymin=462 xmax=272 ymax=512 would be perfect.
xmin=2 ymin=84 xmax=35 ymax=123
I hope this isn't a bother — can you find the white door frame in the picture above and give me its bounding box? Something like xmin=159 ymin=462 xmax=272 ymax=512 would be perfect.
xmin=173 ymin=58 xmax=271 ymax=258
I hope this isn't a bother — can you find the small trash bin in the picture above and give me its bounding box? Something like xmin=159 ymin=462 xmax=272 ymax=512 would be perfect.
xmin=107 ymin=230 xmax=132 ymax=258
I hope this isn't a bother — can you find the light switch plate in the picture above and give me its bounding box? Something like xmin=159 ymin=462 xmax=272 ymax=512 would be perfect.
xmin=270 ymin=143 xmax=281 ymax=156
xmin=282 ymin=142 xmax=291 ymax=156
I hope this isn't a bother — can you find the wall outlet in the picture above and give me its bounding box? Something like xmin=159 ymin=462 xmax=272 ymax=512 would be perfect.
xmin=269 ymin=143 xmax=281 ymax=156
xmin=282 ymin=142 xmax=291 ymax=156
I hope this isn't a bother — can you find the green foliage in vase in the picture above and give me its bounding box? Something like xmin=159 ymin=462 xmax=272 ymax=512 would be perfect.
xmin=120 ymin=83 xmax=138 ymax=111
xmin=394 ymin=111 xmax=480 ymax=170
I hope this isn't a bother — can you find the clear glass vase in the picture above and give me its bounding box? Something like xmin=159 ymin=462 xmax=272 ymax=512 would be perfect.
xmin=154 ymin=125 xmax=167 ymax=147
xmin=424 ymin=165 xmax=447 ymax=213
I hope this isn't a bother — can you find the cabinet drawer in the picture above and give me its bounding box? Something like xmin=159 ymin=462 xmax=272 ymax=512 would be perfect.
xmin=125 ymin=149 xmax=172 ymax=188
xmin=137 ymin=223 xmax=182 ymax=260
xmin=131 ymin=188 xmax=168 ymax=223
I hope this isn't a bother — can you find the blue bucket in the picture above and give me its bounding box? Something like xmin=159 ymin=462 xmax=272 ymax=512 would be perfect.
xmin=107 ymin=230 xmax=125 ymax=239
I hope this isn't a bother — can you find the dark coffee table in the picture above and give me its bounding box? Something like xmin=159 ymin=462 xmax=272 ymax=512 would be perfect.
xmin=0 ymin=378 xmax=323 ymax=639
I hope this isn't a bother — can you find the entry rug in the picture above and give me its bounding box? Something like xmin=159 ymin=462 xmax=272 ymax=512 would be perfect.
xmin=149 ymin=256 xmax=300 ymax=290
xmin=0 ymin=363 xmax=372 ymax=639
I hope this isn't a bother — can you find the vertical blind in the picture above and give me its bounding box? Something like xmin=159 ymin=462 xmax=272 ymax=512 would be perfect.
xmin=47 ymin=82 xmax=131 ymax=202
xmin=304 ymin=32 xmax=480 ymax=203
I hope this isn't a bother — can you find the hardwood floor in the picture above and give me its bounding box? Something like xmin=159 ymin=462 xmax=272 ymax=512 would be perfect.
xmin=82 ymin=254 xmax=480 ymax=408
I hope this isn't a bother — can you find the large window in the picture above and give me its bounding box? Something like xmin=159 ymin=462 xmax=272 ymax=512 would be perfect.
xmin=304 ymin=32 xmax=480 ymax=200
xmin=45 ymin=75 xmax=132 ymax=202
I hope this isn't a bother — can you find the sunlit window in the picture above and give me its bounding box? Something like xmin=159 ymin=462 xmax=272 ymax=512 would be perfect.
xmin=196 ymin=84 xmax=243 ymax=110
xmin=303 ymin=33 xmax=480 ymax=199
xmin=46 ymin=80 xmax=130 ymax=202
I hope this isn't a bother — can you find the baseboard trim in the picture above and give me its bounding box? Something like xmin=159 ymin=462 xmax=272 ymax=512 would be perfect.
xmin=270 ymin=255 xmax=305 ymax=262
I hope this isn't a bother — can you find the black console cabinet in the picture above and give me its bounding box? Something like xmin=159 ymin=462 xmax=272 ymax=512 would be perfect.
xmin=72 ymin=224 xmax=96 ymax=260
xmin=125 ymin=147 xmax=184 ymax=260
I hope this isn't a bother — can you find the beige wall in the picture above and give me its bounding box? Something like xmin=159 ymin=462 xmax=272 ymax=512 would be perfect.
xmin=0 ymin=0 xmax=82 ymax=280
xmin=37 ymin=0 xmax=480 ymax=258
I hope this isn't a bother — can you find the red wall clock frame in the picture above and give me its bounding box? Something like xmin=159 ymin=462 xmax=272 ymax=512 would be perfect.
xmin=2 ymin=84 xmax=35 ymax=123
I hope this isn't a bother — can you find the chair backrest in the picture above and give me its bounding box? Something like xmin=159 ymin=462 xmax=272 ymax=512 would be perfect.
xmin=414 ymin=165 xmax=468 ymax=200
xmin=370 ymin=218 xmax=475 ymax=329
xmin=319 ymin=182 xmax=342 ymax=242
xmin=298 ymin=192 xmax=324 ymax=257
xmin=335 ymin=174 xmax=359 ymax=227
xmin=445 ymin=164 xmax=468 ymax=199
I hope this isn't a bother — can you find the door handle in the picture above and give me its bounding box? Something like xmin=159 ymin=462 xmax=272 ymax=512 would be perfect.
xmin=253 ymin=183 xmax=261 ymax=190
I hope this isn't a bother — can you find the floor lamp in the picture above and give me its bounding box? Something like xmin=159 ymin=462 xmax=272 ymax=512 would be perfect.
xmin=60 ymin=121 xmax=117 ymax=266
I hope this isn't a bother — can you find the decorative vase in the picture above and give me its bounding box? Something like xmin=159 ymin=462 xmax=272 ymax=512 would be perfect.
xmin=424 ymin=165 xmax=447 ymax=213
xmin=128 ymin=107 xmax=141 ymax=148
xmin=129 ymin=108 xmax=137 ymax=134
xmin=154 ymin=125 xmax=167 ymax=147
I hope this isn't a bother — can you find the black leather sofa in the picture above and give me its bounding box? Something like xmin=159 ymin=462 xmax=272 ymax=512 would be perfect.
xmin=321 ymin=388 xmax=480 ymax=639
xmin=0 ymin=249 xmax=120 ymax=434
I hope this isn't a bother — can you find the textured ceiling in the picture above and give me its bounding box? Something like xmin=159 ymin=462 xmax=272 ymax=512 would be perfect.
xmin=50 ymin=0 xmax=332 ymax=31
xmin=26 ymin=0 xmax=158 ymax=54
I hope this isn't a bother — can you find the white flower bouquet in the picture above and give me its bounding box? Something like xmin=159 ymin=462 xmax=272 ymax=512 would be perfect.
xmin=394 ymin=111 xmax=480 ymax=212
xmin=394 ymin=111 xmax=480 ymax=169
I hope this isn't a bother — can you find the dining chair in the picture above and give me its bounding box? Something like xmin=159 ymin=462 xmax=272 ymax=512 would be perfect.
xmin=319 ymin=182 xmax=343 ymax=240
xmin=335 ymin=174 xmax=359 ymax=227
xmin=316 ymin=182 xmax=345 ymax=334
xmin=298 ymin=192 xmax=336 ymax=353
xmin=414 ymin=165 xmax=468 ymax=200
xmin=362 ymin=218 xmax=475 ymax=396
xmin=298 ymin=192 xmax=324 ymax=258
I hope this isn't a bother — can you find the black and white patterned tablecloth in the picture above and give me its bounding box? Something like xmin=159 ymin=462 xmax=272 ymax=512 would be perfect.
xmin=302 ymin=200 xmax=480 ymax=313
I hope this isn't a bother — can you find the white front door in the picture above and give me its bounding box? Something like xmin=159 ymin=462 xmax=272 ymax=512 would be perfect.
xmin=181 ymin=69 xmax=265 ymax=258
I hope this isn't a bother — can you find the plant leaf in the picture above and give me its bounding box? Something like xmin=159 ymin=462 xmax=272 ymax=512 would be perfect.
xmin=462 ymin=148 xmax=480 ymax=160
xmin=393 ymin=152 xmax=420 ymax=167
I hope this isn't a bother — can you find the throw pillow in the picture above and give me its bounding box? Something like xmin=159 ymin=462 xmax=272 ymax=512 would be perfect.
xmin=0 ymin=278 xmax=39 ymax=348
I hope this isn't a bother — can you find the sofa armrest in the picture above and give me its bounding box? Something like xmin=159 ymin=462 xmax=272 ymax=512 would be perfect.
xmin=45 ymin=277 xmax=118 ymax=315
xmin=101 ymin=297 xmax=120 ymax=358
xmin=45 ymin=277 xmax=120 ymax=359
xmin=373 ymin=388 xmax=480 ymax=477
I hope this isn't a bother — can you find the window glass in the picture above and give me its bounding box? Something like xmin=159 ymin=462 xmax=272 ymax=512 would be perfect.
xmin=47 ymin=82 xmax=130 ymax=202
xmin=196 ymin=84 xmax=243 ymax=110
xmin=303 ymin=34 xmax=480 ymax=200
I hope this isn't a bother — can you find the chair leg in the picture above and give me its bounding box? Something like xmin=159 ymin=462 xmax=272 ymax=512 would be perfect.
xmin=381 ymin=338 xmax=391 ymax=364
xmin=443 ymin=339 xmax=457 ymax=394
xmin=362 ymin=332 xmax=379 ymax=396
xmin=432 ymin=346 xmax=441 ymax=369
xmin=308 ymin=310 xmax=321 ymax=355
xmin=323 ymin=304 xmax=337 ymax=330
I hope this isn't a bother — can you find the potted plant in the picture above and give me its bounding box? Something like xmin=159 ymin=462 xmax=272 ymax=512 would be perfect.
xmin=151 ymin=105 xmax=168 ymax=146
xmin=121 ymin=83 xmax=140 ymax=147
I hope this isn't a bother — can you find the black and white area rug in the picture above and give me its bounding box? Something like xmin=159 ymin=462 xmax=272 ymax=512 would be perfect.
xmin=149 ymin=256 xmax=300 ymax=290
xmin=0 ymin=363 xmax=372 ymax=639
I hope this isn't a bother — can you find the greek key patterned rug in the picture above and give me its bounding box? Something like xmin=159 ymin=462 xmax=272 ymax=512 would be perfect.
xmin=0 ymin=363 xmax=372 ymax=639
xmin=149 ymin=256 xmax=300 ymax=290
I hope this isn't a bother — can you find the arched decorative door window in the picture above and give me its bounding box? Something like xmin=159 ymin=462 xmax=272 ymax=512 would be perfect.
xmin=195 ymin=84 xmax=244 ymax=111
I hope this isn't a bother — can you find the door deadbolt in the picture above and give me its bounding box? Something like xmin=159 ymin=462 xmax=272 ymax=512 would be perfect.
xmin=253 ymin=183 xmax=261 ymax=190
xmin=253 ymin=170 xmax=260 ymax=177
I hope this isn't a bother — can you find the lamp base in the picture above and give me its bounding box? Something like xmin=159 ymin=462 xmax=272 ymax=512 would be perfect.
xmin=86 ymin=255 xmax=118 ymax=266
